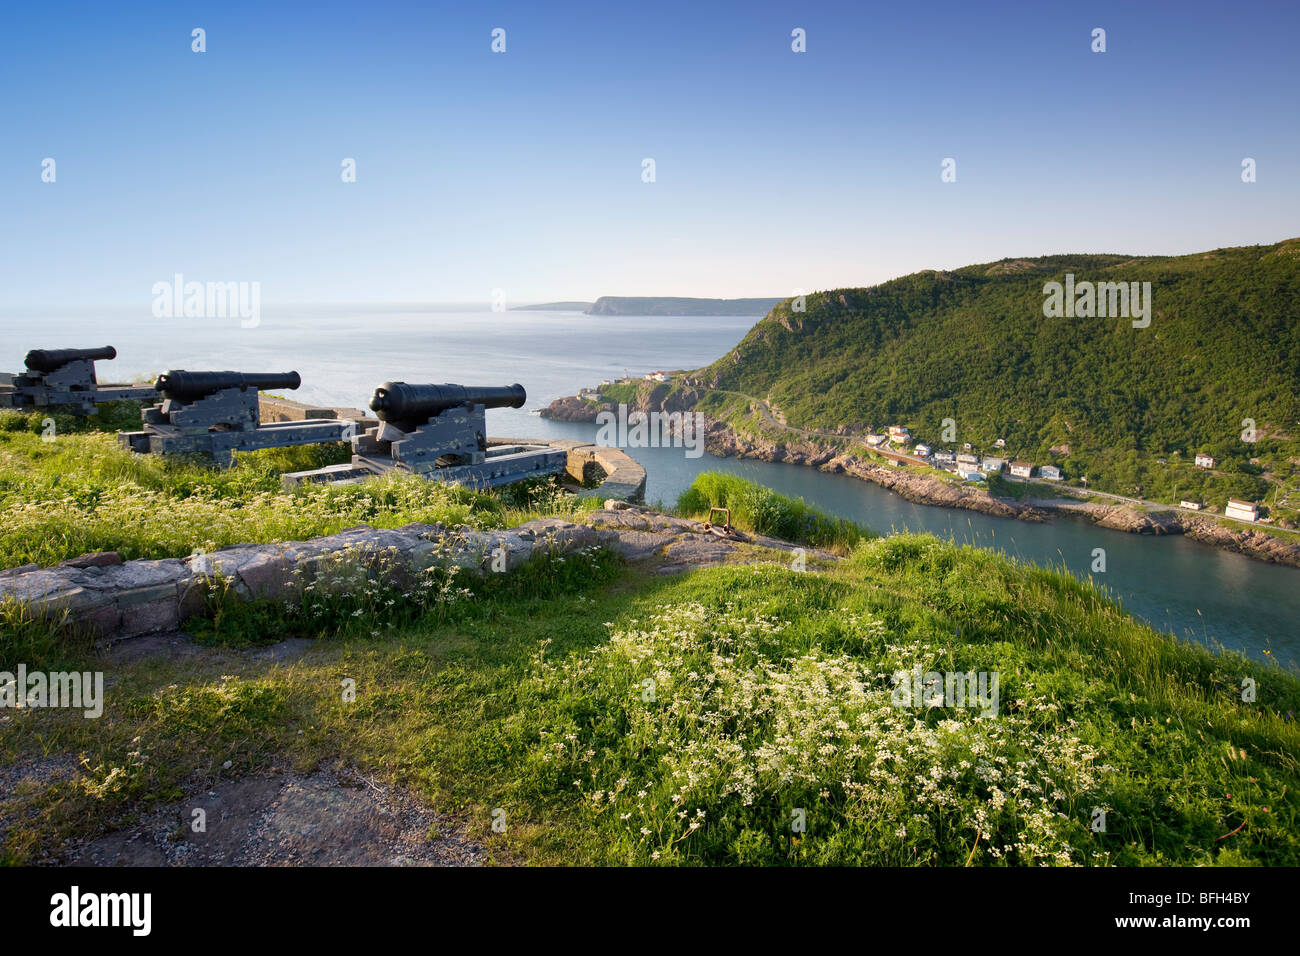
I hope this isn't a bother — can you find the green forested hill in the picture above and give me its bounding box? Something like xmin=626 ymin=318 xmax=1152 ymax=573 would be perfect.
xmin=701 ymin=239 xmax=1300 ymax=510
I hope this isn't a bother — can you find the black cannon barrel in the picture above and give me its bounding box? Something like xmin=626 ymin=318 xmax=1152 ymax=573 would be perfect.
xmin=155 ymin=370 xmax=302 ymax=402
xmin=370 ymin=382 xmax=526 ymax=425
xmin=25 ymin=346 xmax=117 ymax=373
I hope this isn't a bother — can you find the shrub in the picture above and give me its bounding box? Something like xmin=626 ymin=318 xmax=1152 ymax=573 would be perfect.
xmin=676 ymin=472 xmax=870 ymax=551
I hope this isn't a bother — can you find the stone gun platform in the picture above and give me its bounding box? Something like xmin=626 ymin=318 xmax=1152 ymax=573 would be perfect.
xmin=259 ymin=396 xmax=646 ymax=501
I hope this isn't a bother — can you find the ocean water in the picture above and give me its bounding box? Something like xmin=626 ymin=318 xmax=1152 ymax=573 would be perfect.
xmin=1 ymin=305 xmax=749 ymax=438
xmin=2 ymin=305 xmax=1297 ymax=666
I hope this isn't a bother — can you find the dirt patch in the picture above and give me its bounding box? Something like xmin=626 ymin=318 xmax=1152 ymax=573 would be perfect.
xmin=102 ymin=630 xmax=209 ymax=664
xmin=59 ymin=767 xmax=486 ymax=867
xmin=0 ymin=754 xmax=83 ymax=853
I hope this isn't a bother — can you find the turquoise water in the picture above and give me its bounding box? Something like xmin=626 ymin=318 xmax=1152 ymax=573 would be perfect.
xmin=3 ymin=305 xmax=1296 ymax=666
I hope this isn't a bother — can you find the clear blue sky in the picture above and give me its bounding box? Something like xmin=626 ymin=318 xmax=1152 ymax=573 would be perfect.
xmin=1 ymin=0 xmax=1297 ymax=307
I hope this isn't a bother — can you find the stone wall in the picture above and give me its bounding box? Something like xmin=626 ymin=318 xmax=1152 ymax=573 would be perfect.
xmin=1 ymin=504 xmax=828 ymax=646
xmin=0 ymin=518 xmax=614 ymax=644
xmin=488 ymin=438 xmax=646 ymax=503
xmin=258 ymin=394 xmax=372 ymax=424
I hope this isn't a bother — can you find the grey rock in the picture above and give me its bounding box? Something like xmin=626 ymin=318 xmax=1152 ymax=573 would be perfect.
xmin=0 ymin=563 xmax=41 ymax=580
xmin=59 ymin=551 xmax=123 ymax=569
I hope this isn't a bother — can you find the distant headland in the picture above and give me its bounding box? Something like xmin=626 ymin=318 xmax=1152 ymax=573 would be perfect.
xmin=510 ymin=301 xmax=595 ymax=312
xmin=512 ymin=296 xmax=783 ymax=316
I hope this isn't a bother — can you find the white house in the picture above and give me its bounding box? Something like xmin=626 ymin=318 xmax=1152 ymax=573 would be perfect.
xmin=866 ymin=434 xmax=886 ymax=447
xmin=1039 ymin=465 xmax=1062 ymax=481
xmin=1195 ymin=453 xmax=1215 ymax=469
xmin=981 ymin=457 xmax=1006 ymax=473
xmin=913 ymin=443 xmax=931 ymax=457
xmin=994 ymin=438 xmax=1006 ymax=449
xmin=645 ymin=371 xmax=670 ymax=383
xmin=1225 ymin=499 xmax=1258 ymax=522
xmin=888 ymin=425 xmax=910 ymax=443
xmin=956 ymin=452 xmax=979 ymax=466
xmin=957 ymin=466 xmax=984 ymax=482
xmin=1009 ymin=461 xmax=1033 ymax=479
xmin=933 ymin=450 xmax=955 ymax=463
xmin=1180 ymin=500 xmax=1203 ymax=511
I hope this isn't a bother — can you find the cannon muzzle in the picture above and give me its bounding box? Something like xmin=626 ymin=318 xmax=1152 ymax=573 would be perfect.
xmin=155 ymin=370 xmax=302 ymax=402
xmin=25 ymin=346 xmax=117 ymax=373
xmin=370 ymin=382 xmax=526 ymax=428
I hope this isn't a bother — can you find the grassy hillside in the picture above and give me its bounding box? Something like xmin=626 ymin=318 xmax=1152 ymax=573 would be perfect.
xmin=5 ymin=489 xmax=1297 ymax=866
xmin=701 ymin=239 xmax=1300 ymax=513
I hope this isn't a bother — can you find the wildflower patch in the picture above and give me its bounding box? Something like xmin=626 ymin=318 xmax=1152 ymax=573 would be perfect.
xmin=528 ymin=600 xmax=1114 ymax=865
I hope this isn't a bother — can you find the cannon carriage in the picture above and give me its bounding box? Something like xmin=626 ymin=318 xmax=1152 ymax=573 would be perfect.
xmin=0 ymin=346 xmax=156 ymax=415
xmin=118 ymin=369 xmax=357 ymax=466
xmin=284 ymin=381 xmax=566 ymax=489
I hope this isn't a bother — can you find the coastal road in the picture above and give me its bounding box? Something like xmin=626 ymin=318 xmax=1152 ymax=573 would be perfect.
xmin=703 ymin=387 xmax=1300 ymax=536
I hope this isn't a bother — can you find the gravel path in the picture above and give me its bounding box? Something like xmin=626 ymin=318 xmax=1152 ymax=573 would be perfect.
xmin=60 ymin=767 xmax=486 ymax=867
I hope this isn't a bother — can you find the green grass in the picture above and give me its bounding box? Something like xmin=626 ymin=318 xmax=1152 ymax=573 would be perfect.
xmin=595 ymin=382 xmax=639 ymax=405
xmin=0 ymin=410 xmax=599 ymax=567
xmin=5 ymin=531 xmax=1297 ymax=866
xmin=676 ymin=472 xmax=869 ymax=551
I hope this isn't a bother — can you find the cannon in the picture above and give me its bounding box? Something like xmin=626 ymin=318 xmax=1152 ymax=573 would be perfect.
xmin=370 ymin=382 xmax=525 ymax=432
xmin=25 ymin=346 xmax=118 ymax=374
xmin=1 ymin=345 xmax=157 ymax=415
xmin=284 ymin=381 xmax=565 ymax=489
xmin=118 ymin=369 xmax=357 ymax=466
xmin=155 ymin=370 xmax=303 ymax=403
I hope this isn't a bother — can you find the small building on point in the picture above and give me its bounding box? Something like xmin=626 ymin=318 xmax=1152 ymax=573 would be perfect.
xmin=1225 ymin=499 xmax=1258 ymax=522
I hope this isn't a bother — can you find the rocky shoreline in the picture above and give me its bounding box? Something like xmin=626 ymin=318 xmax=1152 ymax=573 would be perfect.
xmin=541 ymin=393 xmax=1300 ymax=569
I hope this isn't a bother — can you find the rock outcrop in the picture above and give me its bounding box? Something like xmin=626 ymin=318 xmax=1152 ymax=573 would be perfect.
xmin=1180 ymin=516 xmax=1300 ymax=566
xmin=539 ymin=395 xmax=608 ymax=422
xmin=1026 ymin=499 xmax=1300 ymax=566
xmin=707 ymin=424 xmax=1043 ymax=521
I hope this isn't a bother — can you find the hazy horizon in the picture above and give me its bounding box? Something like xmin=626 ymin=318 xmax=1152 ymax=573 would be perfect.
xmin=5 ymin=231 xmax=1299 ymax=315
xmin=3 ymin=0 xmax=1298 ymax=309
